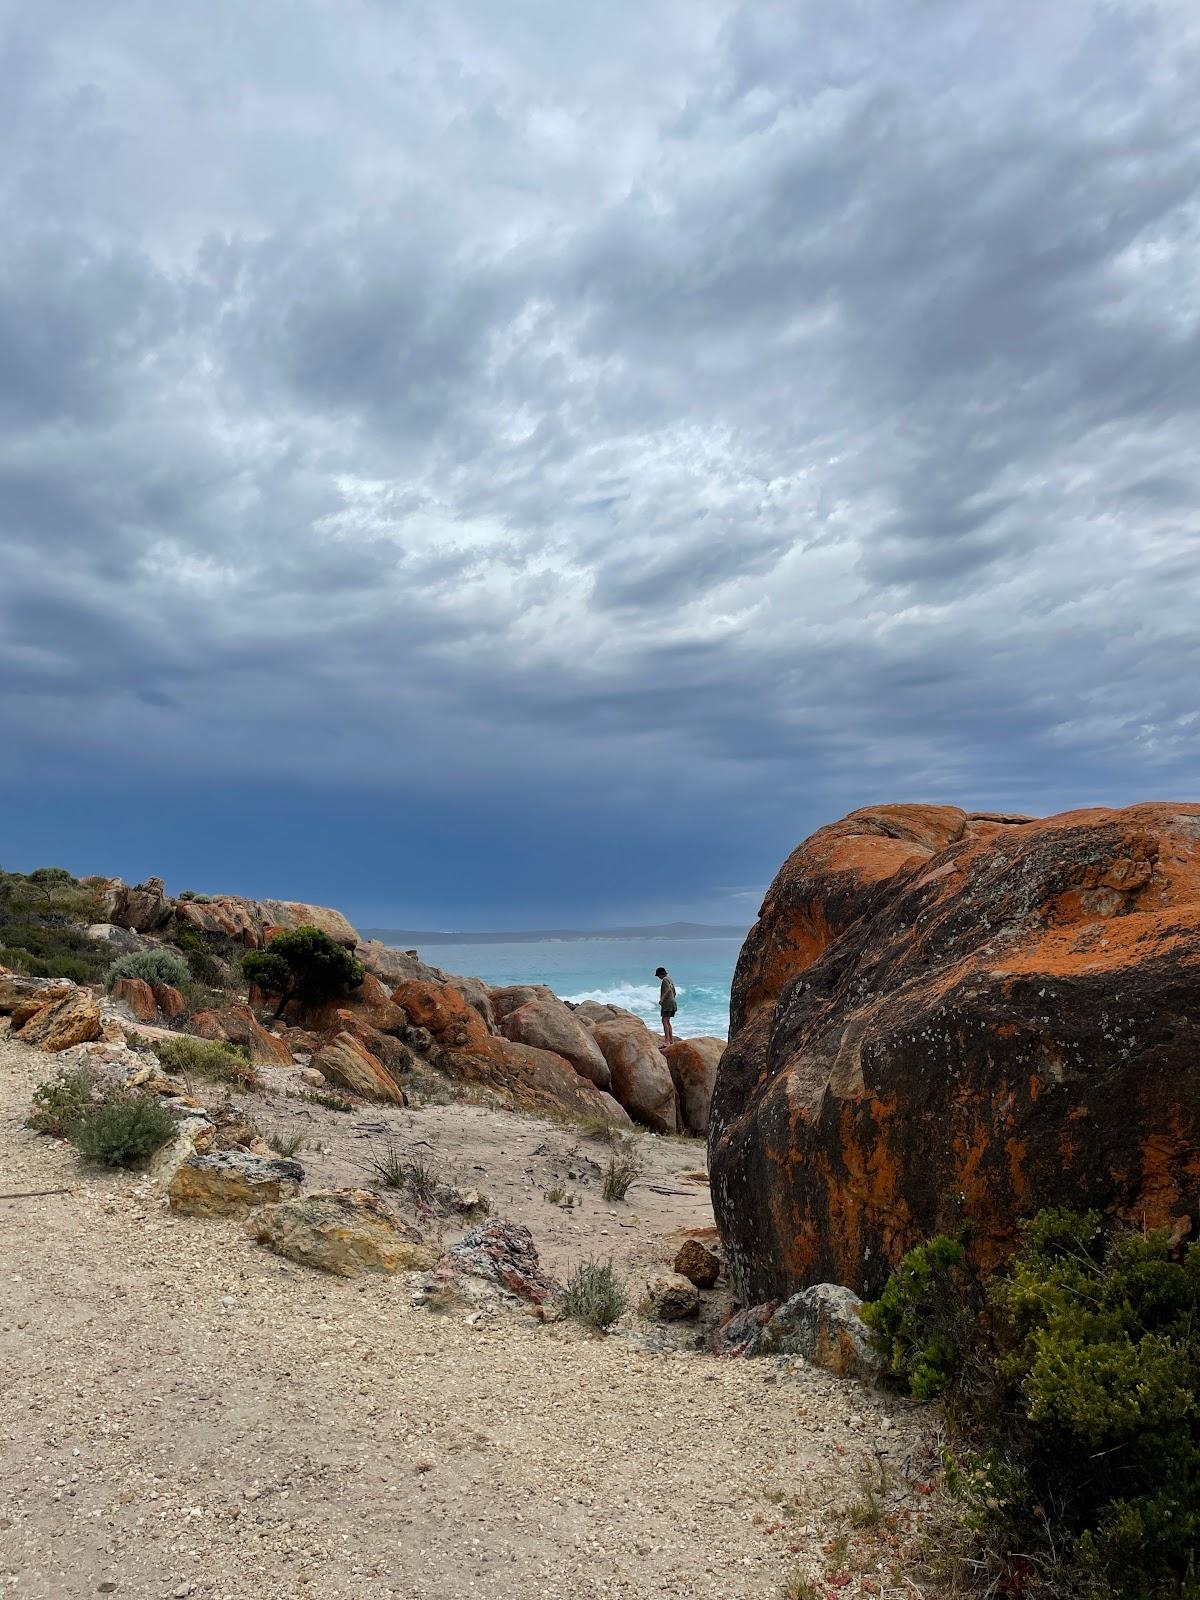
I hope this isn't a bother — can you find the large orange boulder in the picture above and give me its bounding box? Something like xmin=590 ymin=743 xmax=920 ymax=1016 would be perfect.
xmin=663 ymin=1037 xmax=724 ymax=1133
xmin=189 ymin=1003 xmax=293 ymax=1066
xmin=592 ymin=1017 xmax=678 ymax=1133
xmin=710 ymin=803 xmax=1200 ymax=1302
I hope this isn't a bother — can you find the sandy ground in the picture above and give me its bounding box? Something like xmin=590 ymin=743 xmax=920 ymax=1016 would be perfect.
xmin=0 ymin=1036 xmax=937 ymax=1600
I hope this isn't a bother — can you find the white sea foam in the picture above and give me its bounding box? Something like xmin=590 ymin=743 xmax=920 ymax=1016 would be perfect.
xmin=560 ymin=981 xmax=675 ymax=1011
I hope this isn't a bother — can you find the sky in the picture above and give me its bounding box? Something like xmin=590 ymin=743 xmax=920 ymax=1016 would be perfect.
xmin=2 ymin=0 xmax=1199 ymax=929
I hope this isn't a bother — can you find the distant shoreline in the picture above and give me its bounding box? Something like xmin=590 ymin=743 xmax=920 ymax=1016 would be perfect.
xmin=360 ymin=922 xmax=748 ymax=947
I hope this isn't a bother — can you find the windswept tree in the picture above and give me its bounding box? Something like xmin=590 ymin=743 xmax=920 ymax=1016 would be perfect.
xmin=243 ymin=925 xmax=363 ymax=1019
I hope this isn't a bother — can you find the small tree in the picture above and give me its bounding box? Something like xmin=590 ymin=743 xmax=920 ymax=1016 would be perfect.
xmin=243 ymin=925 xmax=363 ymax=1019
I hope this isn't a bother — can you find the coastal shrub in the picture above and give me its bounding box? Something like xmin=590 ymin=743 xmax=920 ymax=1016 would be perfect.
xmin=601 ymin=1139 xmax=644 ymax=1202
xmin=27 ymin=1069 xmax=96 ymax=1137
xmin=865 ymin=1210 xmax=1200 ymax=1599
xmin=562 ymin=1258 xmax=626 ymax=1329
xmin=859 ymin=1228 xmax=983 ymax=1401
xmin=71 ymin=1096 xmax=176 ymax=1167
xmin=150 ymin=1034 xmax=256 ymax=1088
xmin=242 ymin=926 xmax=363 ymax=1019
xmin=107 ymin=948 xmax=191 ymax=990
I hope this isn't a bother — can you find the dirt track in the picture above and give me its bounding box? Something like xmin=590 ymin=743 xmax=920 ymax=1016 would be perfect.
xmin=0 ymin=1037 xmax=934 ymax=1600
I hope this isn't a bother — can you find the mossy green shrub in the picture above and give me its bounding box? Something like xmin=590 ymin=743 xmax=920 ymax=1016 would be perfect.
xmin=860 ymin=1228 xmax=987 ymax=1401
xmin=71 ymin=1096 xmax=176 ymax=1167
xmin=242 ymin=926 xmax=363 ymax=1018
xmin=27 ymin=1069 xmax=97 ymax=1137
xmin=866 ymin=1210 xmax=1200 ymax=1599
xmin=150 ymin=1034 xmax=256 ymax=1087
xmin=173 ymin=926 xmax=234 ymax=988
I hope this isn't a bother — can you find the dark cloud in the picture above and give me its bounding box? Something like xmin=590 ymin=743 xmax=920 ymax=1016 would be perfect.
xmin=1 ymin=0 xmax=1198 ymax=924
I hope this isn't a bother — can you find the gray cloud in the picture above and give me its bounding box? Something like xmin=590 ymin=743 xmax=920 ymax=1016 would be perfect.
xmin=2 ymin=0 xmax=1199 ymax=919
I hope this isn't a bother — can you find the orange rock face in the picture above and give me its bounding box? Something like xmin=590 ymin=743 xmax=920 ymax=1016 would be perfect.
xmin=710 ymin=802 xmax=1200 ymax=1301
xmin=111 ymin=976 xmax=158 ymax=1022
xmin=189 ymin=1003 xmax=293 ymax=1065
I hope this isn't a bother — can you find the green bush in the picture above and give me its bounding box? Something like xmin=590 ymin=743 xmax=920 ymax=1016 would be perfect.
xmin=107 ymin=948 xmax=191 ymax=990
xmin=242 ymin=925 xmax=363 ymax=1018
xmin=27 ymin=1069 xmax=96 ymax=1137
xmin=150 ymin=1034 xmax=256 ymax=1087
xmin=860 ymin=1229 xmax=982 ymax=1401
xmin=866 ymin=1211 xmax=1200 ymax=1599
xmin=561 ymin=1258 xmax=627 ymax=1330
xmin=71 ymin=1096 xmax=177 ymax=1167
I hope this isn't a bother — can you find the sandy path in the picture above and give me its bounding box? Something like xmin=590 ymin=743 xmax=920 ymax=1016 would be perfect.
xmin=0 ymin=1038 xmax=932 ymax=1600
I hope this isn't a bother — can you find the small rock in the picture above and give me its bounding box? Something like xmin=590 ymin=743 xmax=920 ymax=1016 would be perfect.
xmin=641 ymin=1271 xmax=700 ymax=1322
xmin=673 ymin=1237 xmax=721 ymax=1289
xmin=299 ymin=1067 xmax=326 ymax=1087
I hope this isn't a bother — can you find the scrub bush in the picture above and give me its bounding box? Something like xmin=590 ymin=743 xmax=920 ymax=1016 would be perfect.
xmin=107 ymin=948 xmax=191 ymax=990
xmin=71 ymin=1096 xmax=176 ymax=1168
xmin=865 ymin=1210 xmax=1200 ymax=1599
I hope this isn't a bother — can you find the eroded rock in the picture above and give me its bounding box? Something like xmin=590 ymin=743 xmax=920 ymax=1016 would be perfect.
xmin=247 ymin=1189 xmax=435 ymax=1277
xmin=168 ymin=1151 xmax=303 ymax=1216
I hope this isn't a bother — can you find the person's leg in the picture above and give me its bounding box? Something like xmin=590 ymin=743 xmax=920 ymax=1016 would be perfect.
xmin=663 ymin=1013 xmax=674 ymax=1045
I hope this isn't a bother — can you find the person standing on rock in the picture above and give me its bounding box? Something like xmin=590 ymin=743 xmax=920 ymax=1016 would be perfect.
xmin=655 ymin=966 xmax=678 ymax=1046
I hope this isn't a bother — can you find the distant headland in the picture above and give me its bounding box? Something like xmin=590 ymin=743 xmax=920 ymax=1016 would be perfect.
xmin=360 ymin=921 xmax=748 ymax=946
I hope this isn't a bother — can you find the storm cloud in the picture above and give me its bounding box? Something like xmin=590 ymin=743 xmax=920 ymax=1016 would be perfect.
xmin=2 ymin=0 xmax=1198 ymax=925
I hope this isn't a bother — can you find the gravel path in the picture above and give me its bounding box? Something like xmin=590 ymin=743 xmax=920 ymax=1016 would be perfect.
xmin=0 ymin=1037 xmax=934 ymax=1600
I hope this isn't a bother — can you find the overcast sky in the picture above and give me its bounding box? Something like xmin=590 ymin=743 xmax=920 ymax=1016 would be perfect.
xmin=2 ymin=0 xmax=1198 ymax=928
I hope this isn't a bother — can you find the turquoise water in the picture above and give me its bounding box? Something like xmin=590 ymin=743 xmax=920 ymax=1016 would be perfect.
xmin=408 ymin=936 xmax=742 ymax=1040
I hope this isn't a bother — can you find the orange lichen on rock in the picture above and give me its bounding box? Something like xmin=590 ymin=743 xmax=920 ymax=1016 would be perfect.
xmin=710 ymin=801 xmax=1200 ymax=1300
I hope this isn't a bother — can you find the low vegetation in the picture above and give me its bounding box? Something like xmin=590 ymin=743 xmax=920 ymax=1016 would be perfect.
xmin=864 ymin=1209 xmax=1200 ymax=1600
xmin=26 ymin=1068 xmax=96 ymax=1137
xmin=70 ymin=1096 xmax=177 ymax=1168
xmin=602 ymin=1138 xmax=644 ymax=1201
xmin=267 ymin=1129 xmax=305 ymax=1158
xmin=561 ymin=1257 xmax=626 ymax=1330
xmin=365 ymin=1144 xmax=441 ymax=1204
xmin=0 ymin=866 xmax=110 ymax=983
xmin=107 ymin=947 xmax=192 ymax=990
xmin=150 ymin=1034 xmax=256 ymax=1088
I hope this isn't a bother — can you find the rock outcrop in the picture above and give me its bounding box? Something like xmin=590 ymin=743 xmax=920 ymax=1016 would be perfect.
xmin=100 ymin=877 xmax=360 ymax=950
xmin=189 ymin=1003 xmax=293 ymax=1066
xmin=592 ymin=1017 xmax=678 ymax=1133
xmin=663 ymin=1037 xmax=723 ymax=1133
xmin=168 ymin=1152 xmax=304 ymax=1216
xmin=311 ymin=1031 xmax=406 ymax=1104
xmin=392 ymin=978 xmax=628 ymax=1124
xmin=14 ymin=986 xmax=102 ymax=1052
xmin=710 ymin=802 xmax=1200 ymax=1301
xmin=111 ymin=976 xmax=157 ymax=1022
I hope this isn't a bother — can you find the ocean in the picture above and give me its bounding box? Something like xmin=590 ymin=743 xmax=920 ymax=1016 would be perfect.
xmin=402 ymin=935 xmax=742 ymax=1040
